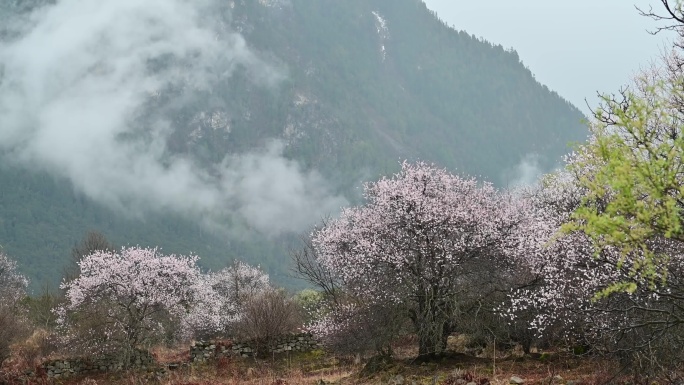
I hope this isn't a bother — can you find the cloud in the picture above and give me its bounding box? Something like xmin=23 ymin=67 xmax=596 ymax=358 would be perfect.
xmin=0 ymin=0 xmax=346 ymax=236
xmin=505 ymin=154 xmax=544 ymax=188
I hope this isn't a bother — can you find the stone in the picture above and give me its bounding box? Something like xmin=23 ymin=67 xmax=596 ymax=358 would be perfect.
xmin=466 ymin=382 xmax=477 ymax=385
xmin=510 ymin=376 xmax=525 ymax=385
xmin=391 ymin=374 xmax=405 ymax=385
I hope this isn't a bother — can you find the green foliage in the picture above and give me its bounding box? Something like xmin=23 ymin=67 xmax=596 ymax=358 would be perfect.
xmin=567 ymin=73 xmax=684 ymax=295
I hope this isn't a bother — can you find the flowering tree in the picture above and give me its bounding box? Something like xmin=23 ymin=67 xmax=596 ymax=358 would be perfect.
xmin=507 ymin=167 xmax=684 ymax=373
xmin=312 ymin=161 xmax=525 ymax=357
xmin=208 ymin=260 xmax=270 ymax=311
xmin=57 ymin=247 xmax=214 ymax=362
xmin=563 ymin=47 xmax=684 ymax=295
xmin=0 ymin=251 xmax=28 ymax=364
xmin=189 ymin=260 xmax=271 ymax=337
xmin=0 ymin=250 xmax=28 ymax=304
xmin=530 ymin=11 xmax=684 ymax=373
xmin=505 ymin=171 xmax=612 ymax=338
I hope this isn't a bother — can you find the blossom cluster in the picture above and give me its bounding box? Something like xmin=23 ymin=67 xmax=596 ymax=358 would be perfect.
xmin=57 ymin=247 xmax=270 ymax=354
xmin=311 ymin=161 xmax=527 ymax=354
xmin=0 ymin=250 xmax=28 ymax=304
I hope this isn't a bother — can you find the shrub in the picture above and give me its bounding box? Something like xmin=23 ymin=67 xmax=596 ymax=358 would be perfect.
xmin=234 ymin=289 xmax=301 ymax=355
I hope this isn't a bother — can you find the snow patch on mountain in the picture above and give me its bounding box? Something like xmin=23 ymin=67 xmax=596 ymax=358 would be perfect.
xmin=372 ymin=11 xmax=390 ymax=61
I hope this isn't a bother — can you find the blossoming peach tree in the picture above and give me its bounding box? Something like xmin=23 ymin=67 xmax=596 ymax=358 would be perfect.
xmin=310 ymin=161 xmax=526 ymax=357
xmin=57 ymin=247 xmax=218 ymax=362
xmin=0 ymin=250 xmax=28 ymax=304
xmin=0 ymin=251 xmax=28 ymax=365
xmin=190 ymin=260 xmax=270 ymax=337
xmin=507 ymin=163 xmax=684 ymax=366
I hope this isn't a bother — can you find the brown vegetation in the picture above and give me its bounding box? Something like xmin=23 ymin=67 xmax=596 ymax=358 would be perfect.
xmin=0 ymin=337 xmax=653 ymax=385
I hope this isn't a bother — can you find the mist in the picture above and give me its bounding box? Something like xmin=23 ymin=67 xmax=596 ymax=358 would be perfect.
xmin=0 ymin=0 xmax=347 ymax=236
xmin=505 ymin=154 xmax=545 ymax=188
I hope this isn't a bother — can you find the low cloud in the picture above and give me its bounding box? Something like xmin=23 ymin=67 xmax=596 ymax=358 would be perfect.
xmin=0 ymin=0 xmax=346 ymax=235
xmin=505 ymin=154 xmax=544 ymax=188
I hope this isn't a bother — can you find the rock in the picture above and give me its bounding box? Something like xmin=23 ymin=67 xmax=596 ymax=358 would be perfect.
xmin=390 ymin=374 xmax=405 ymax=385
xmin=552 ymin=375 xmax=564 ymax=384
xmin=510 ymin=376 xmax=525 ymax=385
xmin=466 ymin=382 xmax=477 ymax=385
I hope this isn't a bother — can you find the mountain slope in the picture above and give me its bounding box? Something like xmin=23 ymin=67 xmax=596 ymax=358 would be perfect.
xmin=0 ymin=0 xmax=586 ymax=290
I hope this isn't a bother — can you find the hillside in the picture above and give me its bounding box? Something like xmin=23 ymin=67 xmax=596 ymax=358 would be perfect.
xmin=0 ymin=0 xmax=587 ymax=290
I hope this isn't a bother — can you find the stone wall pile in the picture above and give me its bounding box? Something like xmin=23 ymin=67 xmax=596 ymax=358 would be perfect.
xmin=38 ymin=350 xmax=154 ymax=379
xmin=271 ymin=333 xmax=320 ymax=353
xmin=191 ymin=333 xmax=320 ymax=361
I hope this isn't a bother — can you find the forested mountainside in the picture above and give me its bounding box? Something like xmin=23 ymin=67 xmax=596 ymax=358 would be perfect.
xmin=0 ymin=0 xmax=587 ymax=290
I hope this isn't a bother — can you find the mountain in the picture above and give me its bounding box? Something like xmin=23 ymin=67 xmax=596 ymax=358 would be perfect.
xmin=0 ymin=0 xmax=587 ymax=291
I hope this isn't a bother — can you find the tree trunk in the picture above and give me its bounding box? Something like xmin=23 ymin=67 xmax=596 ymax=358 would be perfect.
xmin=416 ymin=317 xmax=449 ymax=358
xmin=418 ymin=330 xmax=435 ymax=358
xmin=439 ymin=319 xmax=454 ymax=354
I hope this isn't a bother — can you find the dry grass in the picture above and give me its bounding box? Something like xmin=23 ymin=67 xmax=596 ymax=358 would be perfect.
xmin=0 ymin=340 xmax=658 ymax=385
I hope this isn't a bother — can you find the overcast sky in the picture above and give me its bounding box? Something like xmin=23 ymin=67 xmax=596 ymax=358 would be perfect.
xmin=422 ymin=0 xmax=677 ymax=115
